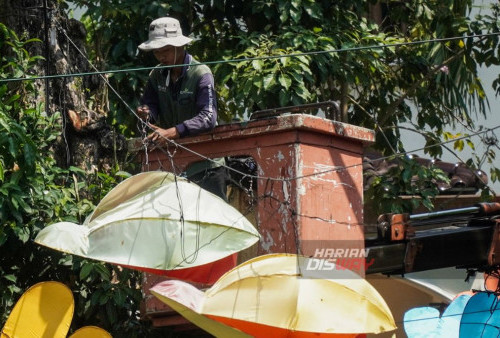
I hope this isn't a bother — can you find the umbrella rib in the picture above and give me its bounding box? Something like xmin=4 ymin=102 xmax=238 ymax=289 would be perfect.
xmin=181 ymin=185 xmax=201 ymax=264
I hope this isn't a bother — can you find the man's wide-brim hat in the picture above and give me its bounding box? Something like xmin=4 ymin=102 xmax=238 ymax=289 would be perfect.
xmin=139 ymin=17 xmax=192 ymax=51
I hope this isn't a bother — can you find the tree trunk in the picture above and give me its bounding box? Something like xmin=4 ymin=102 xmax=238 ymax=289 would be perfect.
xmin=1 ymin=0 xmax=126 ymax=171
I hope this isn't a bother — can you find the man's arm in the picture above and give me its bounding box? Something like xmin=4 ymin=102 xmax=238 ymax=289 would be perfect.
xmin=176 ymin=73 xmax=217 ymax=137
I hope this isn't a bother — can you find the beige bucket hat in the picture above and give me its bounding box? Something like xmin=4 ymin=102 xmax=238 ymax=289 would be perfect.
xmin=138 ymin=17 xmax=192 ymax=51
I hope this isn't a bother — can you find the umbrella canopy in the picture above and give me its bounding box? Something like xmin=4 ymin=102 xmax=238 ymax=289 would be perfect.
xmin=150 ymin=253 xmax=396 ymax=337
xmin=35 ymin=171 xmax=260 ymax=284
xmin=404 ymin=294 xmax=472 ymax=338
xmin=69 ymin=326 xmax=112 ymax=338
xmin=1 ymin=281 xmax=74 ymax=338
xmin=151 ymin=279 xmax=252 ymax=337
xmin=460 ymin=291 xmax=500 ymax=337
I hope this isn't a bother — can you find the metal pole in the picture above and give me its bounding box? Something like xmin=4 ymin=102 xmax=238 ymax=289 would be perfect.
xmin=409 ymin=206 xmax=481 ymax=221
xmin=250 ymin=101 xmax=339 ymax=120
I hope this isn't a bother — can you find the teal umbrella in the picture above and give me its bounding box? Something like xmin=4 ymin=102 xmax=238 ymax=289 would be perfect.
xmin=404 ymin=294 xmax=471 ymax=338
xmin=460 ymin=291 xmax=500 ymax=337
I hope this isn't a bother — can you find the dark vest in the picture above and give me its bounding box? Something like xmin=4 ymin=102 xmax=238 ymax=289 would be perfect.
xmin=148 ymin=58 xmax=224 ymax=176
xmin=149 ymin=58 xmax=211 ymax=129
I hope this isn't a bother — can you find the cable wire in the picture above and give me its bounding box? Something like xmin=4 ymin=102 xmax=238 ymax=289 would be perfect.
xmin=7 ymin=13 xmax=500 ymax=197
xmin=1 ymin=31 xmax=500 ymax=84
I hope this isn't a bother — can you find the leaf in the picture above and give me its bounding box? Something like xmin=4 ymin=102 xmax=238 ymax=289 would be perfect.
xmin=402 ymin=169 xmax=412 ymax=183
xmin=69 ymin=166 xmax=87 ymax=175
xmin=4 ymin=94 xmax=20 ymax=105
xmin=279 ymin=89 xmax=289 ymax=107
xmin=0 ymin=228 xmax=6 ymax=247
xmin=3 ymin=274 xmax=16 ymax=282
xmin=263 ymin=73 xmax=276 ymax=90
xmin=80 ymin=263 xmax=94 ymax=280
xmin=115 ymin=171 xmax=131 ymax=178
xmin=279 ymin=57 xmax=289 ymax=67
xmin=290 ymin=7 xmax=301 ymax=23
xmin=466 ymin=139 xmax=475 ymax=150
xmin=8 ymin=138 xmax=17 ymax=158
xmin=454 ymin=139 xmax=464 ymax=151
xmin=10 ymin=195 xmax=19 ymax=210
xmin=279 ymin=10 xmax=288 ymax=22
xmin=15 ymin=226 xmax=29 ymax=243
xmin=94 ymin=263 xmax=111 ymax=281
xmin=290 ymin=0 xmax=301 ymax=10
xmin=252 ymin=59 xmax=263 ymax=71
xmin=293 ymin=85 xmax=311 ymax=101
xmin=422 ymin=198 xmax=434 ymax=210
xmin=113 ymin=288 xmax=126 ymax=306
xmin=0 ymin=160 xmax=4 ymax=182
xmin=278 ymin=74 xmax=292 ymax=90
xmin=23 ymin=143 xmax=36 ymax=171
xmin=99 ymin=292 xmax=110 ymax=305
xmin=252 ymin=76 xmax=263 ymax=91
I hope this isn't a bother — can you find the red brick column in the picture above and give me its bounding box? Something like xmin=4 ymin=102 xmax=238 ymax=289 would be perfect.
xmin=138 ymin=114 xmax=375 ymax=324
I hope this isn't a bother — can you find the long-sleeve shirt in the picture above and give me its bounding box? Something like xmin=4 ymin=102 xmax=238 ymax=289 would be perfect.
xmin=140 ymin=52 xmax=217 ymax=138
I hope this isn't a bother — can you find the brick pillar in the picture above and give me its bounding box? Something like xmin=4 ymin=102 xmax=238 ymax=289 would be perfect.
xmin=138 ymin=114 xmax=374 ymax=324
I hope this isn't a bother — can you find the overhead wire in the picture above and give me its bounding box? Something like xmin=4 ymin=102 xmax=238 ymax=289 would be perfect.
xmin=28 ymin=19 xmax=500 ymax=197
xmin=7 ymin=6 xmax=500 ymax=325
xmin=50 ymin=19 xmax=500 ymax=332
xmin=8 ymin=14 xmax=500 ymax=167
xmin=7 ymin=14 xmax=500 ymax=309
xmin=150 ymin=122 xmax=500 ymax=184
xmin=5 ymin=9 xmax=500 ymax=239
xmin=2 ymin=31 xmax=500 ymax=84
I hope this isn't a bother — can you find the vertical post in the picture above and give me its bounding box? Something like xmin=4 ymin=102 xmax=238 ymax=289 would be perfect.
xmin=138 ymin=114 xmax=375 ymax=329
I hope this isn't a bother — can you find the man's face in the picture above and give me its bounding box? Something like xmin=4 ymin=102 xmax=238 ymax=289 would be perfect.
xmin=153 ymin=45 xmax=178 ymax=65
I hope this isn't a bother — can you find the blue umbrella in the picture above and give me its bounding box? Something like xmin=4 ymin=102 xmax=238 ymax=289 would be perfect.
xmin=440 ymin=295 xmax=472 ymax=336
xmin=404 ymin=306 xmax=441 ymax=337
xmin=460 ymin=292 xmax=500 ymax=337
xmin=404 ymin=294 xmax=472 ymax=338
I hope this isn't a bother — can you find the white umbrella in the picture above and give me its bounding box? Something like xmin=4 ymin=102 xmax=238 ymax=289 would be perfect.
xmin=35 ymin=171 xmax=260 ymax=283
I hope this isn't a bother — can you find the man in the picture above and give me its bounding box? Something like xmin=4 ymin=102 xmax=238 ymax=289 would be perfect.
xmin=137 ymin=17 xmax=227 ymax=200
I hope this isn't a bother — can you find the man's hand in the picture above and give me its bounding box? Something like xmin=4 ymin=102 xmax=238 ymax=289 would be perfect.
xmin=137 ymin=105 xmax=151 ymax=121
xmin=147 ymin=124 xmax=180 ymax=147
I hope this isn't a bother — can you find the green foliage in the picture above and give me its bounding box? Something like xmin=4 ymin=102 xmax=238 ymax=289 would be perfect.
xmin=0 ymin=23 xmax=152 ymax=336
xmin=83 ymin=1 xmax=497 ymax=211
xmin=68 ymin=1 xmax=492 ymax=121
xmin=1 ymin=3 xmax=499 ymax=335
xmin=69 ymin=258 xmax=151 ymax=337
xmin=365 ymin=156 xmax=451 ymax=214
xmin=72 ymin=0 xmax=171 ymax=136
xmin=68 ymin=1 xmax=500 ymax=207
xmin=215 ymin=35 xmax=315 ymax=115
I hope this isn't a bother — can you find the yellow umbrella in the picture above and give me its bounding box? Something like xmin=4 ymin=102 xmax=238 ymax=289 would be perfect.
xmin=35 ymin=171 xmax=260 ymax=284
xmin=151 ymin=253 xmax=396 ymax=337
xmin=1 ymin=281 xmax=74 ymax=338
xmin=69 ymin=326 xmax=112 ymax=338
xmin=151 ymin=279 xmax=252 ymax=338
